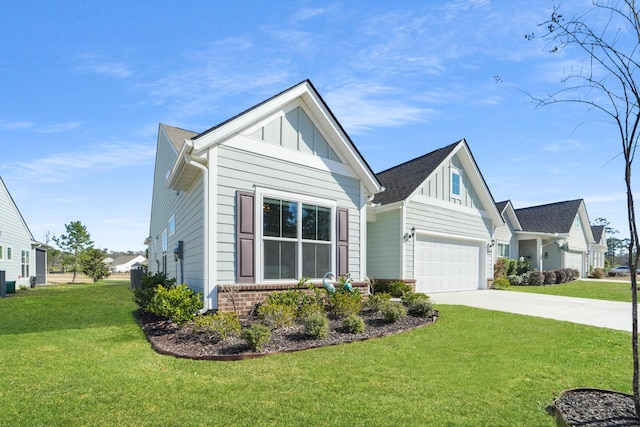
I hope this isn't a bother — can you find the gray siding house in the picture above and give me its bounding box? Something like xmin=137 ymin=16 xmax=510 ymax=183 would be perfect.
xmin=148 ymin=80 xmax=383 ymax=312
xmin=0 ymin=177 xmax=41 ymax=286
xmin=367 ymin=140 xmax=504 ymax=293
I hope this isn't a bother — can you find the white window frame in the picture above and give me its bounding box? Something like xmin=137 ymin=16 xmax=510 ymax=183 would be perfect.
xmin=161 ymin=229 xmax=168 ymax=253
xmin=450 ymin=168 xmax=462 ymax=199
xmin=6 ymin=246 xmax=12 ymax=261
xmin=497 ymin=243 xmax=510 ymax=258
xmin=169 ymin=214 xmax=176 ymax=237
xmin=21 ymin=250 xmax=30 ymax=277
xmin=255 ymin=187 xmax=337 ymax=283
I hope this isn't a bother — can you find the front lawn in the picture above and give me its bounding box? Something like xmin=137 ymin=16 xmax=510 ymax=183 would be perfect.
xmin=0 ymin=283 xmax=632 ymax=426
xmin=507 ymin=279 xmax=634 ymax=302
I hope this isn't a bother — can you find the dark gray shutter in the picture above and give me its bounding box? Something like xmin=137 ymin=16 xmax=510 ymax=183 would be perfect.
xmin=236 ymin=191 xmax=255 ymax=283
xmin=337 ymin=208 xmax=349 ymax=276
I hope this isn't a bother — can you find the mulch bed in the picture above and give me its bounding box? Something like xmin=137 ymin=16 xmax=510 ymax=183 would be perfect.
xmin=134 ymin=308 xmax=438 ymax=361
xmin=547 ymin=388 xmax=640 ymax=426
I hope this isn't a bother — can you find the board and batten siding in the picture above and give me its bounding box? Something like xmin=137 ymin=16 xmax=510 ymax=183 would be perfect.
xmin=566 ymin=215 xmax=589 ymax=253
xmin=366 ymin=209 xmax=402 ymax=279
xmin=0 ymin=178 xmax=34 ymax=282
xmin=148 ymin=131 xmax=205 ymax=294
xmin=419 ymin=154 xmax=485 ymax=210
xmin=405 ymin=201 xmax=493 ymax=280
xmin=214 ymin=141 xmax=363 ymax=284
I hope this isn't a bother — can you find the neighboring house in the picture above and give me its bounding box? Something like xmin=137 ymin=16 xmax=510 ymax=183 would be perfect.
xmin=108 ymin=255 xmax=147 ymax=273
xmin=0 ymin=177 xmax=46 ymax=285
xmin=514 ymin=199 xmax=594 ymax=277
xmin=367 ymin=139 xmax=504 ymax=293
xmin=589 ymin=225 xmax=607 ymax=269
xmin=493 ymin=200 xmax=522 ymax=261
xmin=147 ymin=80 xmax=383 ymax=313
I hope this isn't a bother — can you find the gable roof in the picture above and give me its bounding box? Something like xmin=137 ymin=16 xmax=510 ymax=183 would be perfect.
xmin=165 ymin=79 xmax=383 ymax=197
xmin=515 ymin=199 xmax=585 ymax=234
xmin=160 ymin=124 xmax=198 ymax=152
xmin=495 ymin=199 xmax=522 ymax=231
xmin=591 ymin=225 xmax=605 ymax=242
xmin=0 ymin=176 xmax=35 ymax=241
xmin=373 ymin=141 xmax=458 ymax=205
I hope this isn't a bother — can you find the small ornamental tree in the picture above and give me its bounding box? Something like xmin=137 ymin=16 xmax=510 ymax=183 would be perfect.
xmin=527 ymin=1 xmax=640 ymax=414
xmin=53 ymin=221 xmax=94 ymax=283
xmin=79 ymin=248 xmax=111 ymax=283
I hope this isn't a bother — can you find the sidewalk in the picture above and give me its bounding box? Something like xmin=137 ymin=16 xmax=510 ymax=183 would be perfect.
xmin=430 ymin=290 xmax=633 ymax=332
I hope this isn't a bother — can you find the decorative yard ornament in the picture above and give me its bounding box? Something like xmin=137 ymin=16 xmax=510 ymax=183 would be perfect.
xmin=322 ymin=272 xmax=335 ymax=293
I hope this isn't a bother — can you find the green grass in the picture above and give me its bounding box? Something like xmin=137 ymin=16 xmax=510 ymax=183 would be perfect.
xmin=0 ymin=282 xmax=633 ymax=426
xmin=507 ymin=279 xmax=635 ymax=302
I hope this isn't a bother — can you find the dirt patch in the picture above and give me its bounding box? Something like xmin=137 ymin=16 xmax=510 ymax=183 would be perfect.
xmin=47 ymin=272 xmax=130 ymax=285
xmin=135 ymin=309 xmax=438 ymax=361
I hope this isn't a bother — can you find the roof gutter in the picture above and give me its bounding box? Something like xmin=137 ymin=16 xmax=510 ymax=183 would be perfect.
xmin=183 ymin=143 xmax=210 ymax=313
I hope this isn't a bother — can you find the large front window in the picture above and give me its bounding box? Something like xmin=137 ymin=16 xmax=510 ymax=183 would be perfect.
xmin=262 ymin=196 xmax=332 ymax=280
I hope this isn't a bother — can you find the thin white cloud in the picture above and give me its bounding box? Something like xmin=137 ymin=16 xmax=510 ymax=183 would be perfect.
xmin=324 ymin=83 xmax=432 ymax=133
xmin=0 ymin=121 xmax=34 ymax=130
xmin=543 ymin=139 xmax=587 ymax=152
xmin=10 ymin=142 xmax=156 ymax=182
xmin=37 ymin=121 xmax=84 ymax=134
xmin=76 ymin=54 xmax=132 ymax=78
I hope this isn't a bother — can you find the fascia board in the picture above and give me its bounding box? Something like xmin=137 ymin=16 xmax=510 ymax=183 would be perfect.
xmin=165 ymin=140 xmax=192 ymax=189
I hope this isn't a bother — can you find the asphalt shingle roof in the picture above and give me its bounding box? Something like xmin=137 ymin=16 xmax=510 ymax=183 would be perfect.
xmin=160 ymin=123 xmax=198 ymax=151
xmin=373 ymin=141 xmax=460 ymax=205
xmin=515 ymin=199 xmax=583 ymax=234
xmin=591 ymin=225 xmax=604 ymax=242
xmin=495 ymin=200 xmax=510 ymax=213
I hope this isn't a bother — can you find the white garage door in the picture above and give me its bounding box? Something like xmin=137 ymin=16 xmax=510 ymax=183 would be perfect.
xmin=414 ymin=235 xmax=482 ymax=293
xmin=565 ymin=251 xmax=584 ymax=277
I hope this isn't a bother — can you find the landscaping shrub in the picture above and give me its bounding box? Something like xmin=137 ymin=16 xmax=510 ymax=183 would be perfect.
xmin=400 ymin=292 xmax=430 ymax=305
xmin=147 ymin=284 xmax=203 ymax=325
xmin=381 ymin=301 xmax=406 ymax=323
xmin=493 ymin=277 xmax=511 ymax=290
xmin=342 ymin=314 xmax=365 ymax=334
xmin=193 ymin=311 xmax=241 ymax=341
xmin=507 ymin=275 xmax=523 ymax=286
xmin=263 ymin=277 xmax=325 ymax=317
xmin=374 ymin=280 xmax=411 ymax=297
xmin=302 ymin=312 xmax=329 ymax=339
xmin=567 ymin=268 xmax=580 ymax=281
xmin=516 ymin=259 xmax=531 ymax=275
xmin=365 ymin=292 xmax=391 ymax=312
xmin=555 ymin=269 xmax=567 ymax=284
xmin=327 ymin=289 xmax=362 ymax=319
xmin=406 ymin=298 xmax=434 ymax=317
xmin=504 ymin=259 xmax=517 ymax=276
xmin=591 ymin=268 xmax=605 ymax=279
xmin=494 ymin=258 xmax=507 ymax=278
xmin=134 ymin=272 xmax=176 ymax=309
xmin=543 ymin=270 xmax=557 ymax=285
xmin=528 ymin=271 xmax=544 ymax=286
xmin=241 ymin=324 xmax=271 ymax=351
xmin=257 ymin=303 xmax=295 ymax=329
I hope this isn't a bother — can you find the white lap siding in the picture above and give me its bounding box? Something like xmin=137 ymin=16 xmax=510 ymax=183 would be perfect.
xmin=215 ymin=143 xmax=363 ymax=284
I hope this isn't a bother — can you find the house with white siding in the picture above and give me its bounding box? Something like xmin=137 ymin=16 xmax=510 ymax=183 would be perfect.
xmin=590 ymin=225 xmax=607 ymax=269
xmin=147 ymin=80 xmax=383 ymax=313
xmin=0 ymin=177 xmax=43 ymax=287
xmin=493 ymin=200 xmax=522 ymax=261
xmin=513 ymin=199 xmax=595 ymax=277
xmin=366 ymin=139 xmax=504 ymax=293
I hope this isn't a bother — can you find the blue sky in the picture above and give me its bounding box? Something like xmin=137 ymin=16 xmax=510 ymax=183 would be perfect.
xmin=0 ymin=0 xmax=631 ymax=251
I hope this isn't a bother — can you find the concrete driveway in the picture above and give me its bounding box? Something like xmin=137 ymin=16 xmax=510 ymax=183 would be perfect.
xmin=430 ymin=290 xmax=633 ymax=332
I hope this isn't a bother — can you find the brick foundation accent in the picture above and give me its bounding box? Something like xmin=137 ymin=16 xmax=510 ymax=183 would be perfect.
xmin=217 ymin=281 xmax=371 ymax=316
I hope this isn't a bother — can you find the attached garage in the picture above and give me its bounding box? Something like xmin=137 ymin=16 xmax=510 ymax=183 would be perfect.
xmin=564 ymin=251 xmax=585 ymax=278
xmin=414 ymin=234 xmax=484 ymax=293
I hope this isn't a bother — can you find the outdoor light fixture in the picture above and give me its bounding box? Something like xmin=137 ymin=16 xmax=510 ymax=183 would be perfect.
xmin=404 ymin=227 xmax=416 ymax=242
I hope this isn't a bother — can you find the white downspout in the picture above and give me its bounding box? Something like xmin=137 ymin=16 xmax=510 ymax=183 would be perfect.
xmin=183 ymin=148 xmax=209 ymax=313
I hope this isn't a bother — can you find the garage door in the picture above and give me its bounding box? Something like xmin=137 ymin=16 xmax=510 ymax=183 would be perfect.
xmin=564 ymin=251 xmax=584 ymax=277
xmin=414 ymin=235 xmax=482 ymax=293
